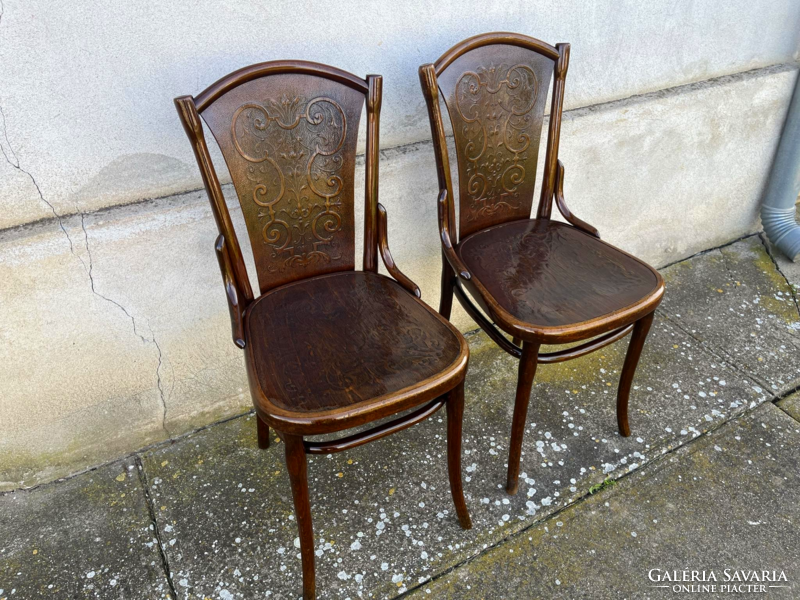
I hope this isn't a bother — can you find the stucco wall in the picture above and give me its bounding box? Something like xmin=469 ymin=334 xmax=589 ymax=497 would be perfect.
xmin=1 ymin=0 xmax=799 ymax=489
xmin=2 ymin=0 xmax=800 ymax=228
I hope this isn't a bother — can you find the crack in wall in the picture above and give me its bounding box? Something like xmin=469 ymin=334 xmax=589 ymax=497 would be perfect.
xmin=79 ymin=214 xmax=171 ymax=436
xmin=0 ymin=105 xmax=78 ymax=258
xmin=0 ymin=95 xmax=171 ymax=437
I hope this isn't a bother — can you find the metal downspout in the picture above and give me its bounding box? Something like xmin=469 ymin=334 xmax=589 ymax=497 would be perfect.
xmin=761 ymin=71 xmax=800 ymax=261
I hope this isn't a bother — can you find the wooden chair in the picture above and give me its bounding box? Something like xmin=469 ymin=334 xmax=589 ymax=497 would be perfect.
xmin=175 ymin=61 xmax=472 ymax=600
xmin=419 ymin=33 xmax=665 ymax=495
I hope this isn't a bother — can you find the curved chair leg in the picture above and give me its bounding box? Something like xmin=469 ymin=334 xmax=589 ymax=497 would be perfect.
xmin=446 ymin=379 xmax=472 ymax=529
xmin=506 ymin=342 xmax=541 ymax=495
xmin=256 ymin=414 xmax=270 ymax=449
xmin=617 ymin=311 xmax=655 ymax=437
xmin=284 ymin=434 xmax=315 ymax=600
xmin=439 ymin=254 xmax=455 ymax=319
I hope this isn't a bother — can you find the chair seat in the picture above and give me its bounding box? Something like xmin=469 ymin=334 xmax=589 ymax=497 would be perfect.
xmin=245 ymin=271 xmax=467 ymax=423
xmin=458 ymin=219 xmax=663 ymax=339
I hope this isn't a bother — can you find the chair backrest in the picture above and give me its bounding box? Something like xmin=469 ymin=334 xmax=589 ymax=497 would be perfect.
xmin=420 ymin=33 xmax=569 ymax=241
xmin=175 ymin=61 xmax=382 ymax=298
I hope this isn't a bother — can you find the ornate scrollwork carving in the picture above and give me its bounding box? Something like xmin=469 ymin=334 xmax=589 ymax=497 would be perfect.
xmin=454 ymin=63 xmax=538 ymax=224
xmin=231 ymin=95 xmax=347 ymax=271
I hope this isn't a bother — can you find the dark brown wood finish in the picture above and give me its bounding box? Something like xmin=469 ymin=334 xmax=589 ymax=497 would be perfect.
xmin=506 ymin=341 xmax=540 ymax=495
xmin=420 ymin=33 xmax=665 ymax=495
xmin=201 ymin=72 xmax=363 ymax=294
xmin=436 ymin=43 xmax=554 ymax=238
xmin=458 ymin=219 xmax=661 ymax=337
xmin=256 ymin=414 xmax=270 ymax=449
xmin=246 ymin=271 xmax=462 ymax=422
xmin=445 ymin=379 xmax=472 ymax=529
xmin=617 ymin=311 xmax=655 ymax=437
xmin=284 ymin=433 xmax=315 ymax=596
xmin=176 ymin=61 xmax=471 ymax=600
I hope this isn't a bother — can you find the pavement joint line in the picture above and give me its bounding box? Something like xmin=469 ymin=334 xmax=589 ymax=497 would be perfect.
xmin=656 ymin=308 xmax=743 ymax=375
xmin=775 ymin=400 xmax=800 ymax=425
xmin=395 ymin=399 xmax=778 ymax=599
xmin=773 ymin=382 xmax=800 ymax=424
xmin=136 ymin=454 xmax=179 ymax=600
xmin=660 ymin=232 xmax=800 ymax=396
xmin=758 ymin=231 xmax=800 ymax=317
xmin=1 ymin=230 xmax=792 ymax=595
xmin=772 ymin=380 xmax=800 ymax=404
xmin=655 ymin=308 xmax=777 ymax=398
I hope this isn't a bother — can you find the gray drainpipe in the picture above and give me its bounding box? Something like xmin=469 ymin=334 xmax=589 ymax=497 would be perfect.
xmin=761 ymin=71 xmax=800 ymax=261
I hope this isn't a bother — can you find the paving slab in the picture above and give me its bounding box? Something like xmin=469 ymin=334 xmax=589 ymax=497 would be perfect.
xmin=141 ymin=312 xmax=769 ymax=599
xmin=406 ymin=402 xmax=800 ymax=598
xmin=660 ymin=235 xmax=800 ymax=394
xmin=0 ymin=458 xmax=171 ymax=599
xmin=778 ymin=390 xmax=800 ymax=422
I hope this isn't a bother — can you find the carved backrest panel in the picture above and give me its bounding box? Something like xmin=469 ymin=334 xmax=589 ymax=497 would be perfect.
xmin=201 ymin=74 xmax=364 ymax=293
xmin=437 ymin=44 xmax=554 ymax=238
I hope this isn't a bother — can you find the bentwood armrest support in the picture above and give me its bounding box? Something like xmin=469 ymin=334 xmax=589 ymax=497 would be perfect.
xmin=554 ymin=160 xmax=600 ymax=239
xmin=377 ymin=203 xmax=421 ymax=297
xmin=437 ymin=189 xmax=471 ymax=281
xmin=214 ymin=234 xmax=247 ymax=349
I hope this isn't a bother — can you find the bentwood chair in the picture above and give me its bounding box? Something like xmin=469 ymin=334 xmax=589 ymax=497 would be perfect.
xmin=175 ymin=61 xmax=472 ymax=599
xmin=419 ymin=33 xmax=665 ymax=495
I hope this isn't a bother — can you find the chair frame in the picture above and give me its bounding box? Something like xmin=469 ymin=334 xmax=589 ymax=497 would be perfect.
xmin=419 ymin=33 xmax=664 ymax=495
xmin=175 ymin=60 xmax=471 ymax=600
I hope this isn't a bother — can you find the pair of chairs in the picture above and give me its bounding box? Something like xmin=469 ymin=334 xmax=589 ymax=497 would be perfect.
xmin=175 ymin=31 xmax=664 ymax=600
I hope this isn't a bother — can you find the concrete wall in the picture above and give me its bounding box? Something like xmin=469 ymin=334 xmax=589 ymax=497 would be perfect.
xmin=1 ymin=0 xmax=799 ymax=489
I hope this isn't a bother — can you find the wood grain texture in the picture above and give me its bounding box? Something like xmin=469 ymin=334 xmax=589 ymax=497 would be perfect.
xmin=377 ymin=203 xmax=421 ymax=297
xmin=246 ymin=271 xmax=463 ymax=413
xmin=554 ymin=160 xmax=599 ymax=238
xmin=284 ymin=433 xmax=315 ymax=600
xmin=202 ymin=74 xmax=364 ymax=294
xmin=458 ymin=219 xmax=662 ymax=332
xmin=617 ymin=311 xmax=655 ymax=437
xmin=506 ymin=341 xmax=540 ymax=495
xmin=256 ymin=413 xmax=270 ymax=449
xmin=446 ymin=380 xmax=472 ymax=529
xmin=437 ymin=44 xmax=554 ymax=238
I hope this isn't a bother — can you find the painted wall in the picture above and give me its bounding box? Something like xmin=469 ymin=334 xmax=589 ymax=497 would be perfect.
xmin=1 ymin=0 xmax=799 ymax=489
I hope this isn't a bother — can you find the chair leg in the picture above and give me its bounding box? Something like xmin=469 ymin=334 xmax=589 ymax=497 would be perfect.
xmin=617 ymin=311 xmax=655 ymax=437
xmin=256 ymin=414 xmax=270 ymax=449
xmin=446 ymin=379 xmax=472 ymax=530
xmin=439 ymin=253 xmax=455 ymax=319
xmin=283 ymin=434 xmax=315 ymax=600
xmin=506 ymin=341 xmax=541 ymax=495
